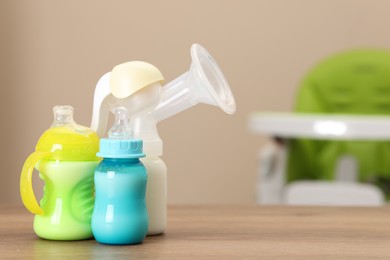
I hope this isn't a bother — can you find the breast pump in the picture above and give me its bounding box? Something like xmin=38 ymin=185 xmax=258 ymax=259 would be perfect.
xmin=90 ymin=43 xmax=236 ymax=235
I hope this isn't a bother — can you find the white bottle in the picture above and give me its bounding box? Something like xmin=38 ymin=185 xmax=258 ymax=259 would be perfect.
xmin=141 ymin=156 xmax=167 ymax=235
xmin=131 ymin=115 xmax=167 ymax=235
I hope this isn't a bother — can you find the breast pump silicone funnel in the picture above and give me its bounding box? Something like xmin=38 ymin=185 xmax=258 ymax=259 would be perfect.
xmin=151 ymin=43 xmax=236 ymax=122
xmin=90 ymin=43 xmax=236 ymax=235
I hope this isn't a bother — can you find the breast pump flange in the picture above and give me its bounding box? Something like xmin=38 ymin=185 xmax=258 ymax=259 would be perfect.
xmin=90 ymin=43 xmax=236 ymax=235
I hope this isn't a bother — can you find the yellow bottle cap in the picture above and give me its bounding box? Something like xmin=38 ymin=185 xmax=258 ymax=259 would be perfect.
xmin=36 ymin=125 xmax=99 ymax=161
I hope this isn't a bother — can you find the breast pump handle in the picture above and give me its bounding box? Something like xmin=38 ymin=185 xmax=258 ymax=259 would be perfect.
xmin=90 ymin=72 xmax=112 ymax=137
xmin=90 ymin=62 xmax=164 ymax=137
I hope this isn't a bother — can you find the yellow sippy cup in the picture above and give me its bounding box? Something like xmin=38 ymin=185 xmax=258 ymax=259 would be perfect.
xmin=20 ymin=105 xmax=100 ymax=240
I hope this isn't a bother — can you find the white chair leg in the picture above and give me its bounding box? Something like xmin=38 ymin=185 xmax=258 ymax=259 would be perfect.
xmin=335 ymin=155 xmax=358 ymax=182
xmin=257 ymin=141 xmax=287 ymax=204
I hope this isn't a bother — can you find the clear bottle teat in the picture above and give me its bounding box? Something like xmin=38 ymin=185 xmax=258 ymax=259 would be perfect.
xmin=51 ymin=105 xmax=75 ymax=127
xmin=108 ymin=107 xmax=132 ymax=139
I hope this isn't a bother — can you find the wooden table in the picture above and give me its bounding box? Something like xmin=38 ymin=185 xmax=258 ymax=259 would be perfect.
xmin=2 ymin=205 xmax=390 ymax=259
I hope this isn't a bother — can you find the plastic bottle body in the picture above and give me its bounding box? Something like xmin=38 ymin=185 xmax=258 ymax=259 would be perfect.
xmin=92 ymin=158 xmax=148 ymax=245
xmin=141 ymin=156 xmax=167 ymax=235
xmin=33 ymin=159 xmax=98 ymax=240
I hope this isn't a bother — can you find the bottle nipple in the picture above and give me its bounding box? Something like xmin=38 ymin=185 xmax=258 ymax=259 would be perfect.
xmin=51 ymin=105 xmax=75 ymax=127
xmin=108 ymin=107 xmax=132 ymax=139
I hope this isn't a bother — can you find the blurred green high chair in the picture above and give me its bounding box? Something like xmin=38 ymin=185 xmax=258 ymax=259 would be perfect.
xmin=250 ymin=49 xmax=390 ymax=206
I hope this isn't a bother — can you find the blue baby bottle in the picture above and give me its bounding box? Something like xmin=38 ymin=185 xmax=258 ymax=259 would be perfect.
xmin=91 ymin=108 xmax=148 ymax=245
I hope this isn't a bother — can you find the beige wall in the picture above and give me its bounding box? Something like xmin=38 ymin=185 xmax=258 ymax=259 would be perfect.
xmin=2 ymin=0 xmax=390 ymax=206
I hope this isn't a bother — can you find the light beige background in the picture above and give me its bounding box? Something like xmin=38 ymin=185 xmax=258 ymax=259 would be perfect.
xmin=1 ymin=0 xmax=390 ymax=206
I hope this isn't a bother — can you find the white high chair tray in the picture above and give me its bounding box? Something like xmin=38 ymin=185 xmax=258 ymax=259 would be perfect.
xmin=249 ymin=112 xmax=390 ymax=140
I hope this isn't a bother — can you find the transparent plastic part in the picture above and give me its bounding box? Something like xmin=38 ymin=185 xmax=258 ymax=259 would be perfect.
xmin=151 ymin=43 xmax=236 ymax=122
xmin=51 ymin=105 xmax=75 ymax=127
xmin=108 ymin=107 xmax=133 ymax=139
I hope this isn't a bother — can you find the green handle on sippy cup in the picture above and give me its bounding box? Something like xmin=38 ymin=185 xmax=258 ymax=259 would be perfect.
xmin=20 ymin=151 xmax=51 ymax=215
